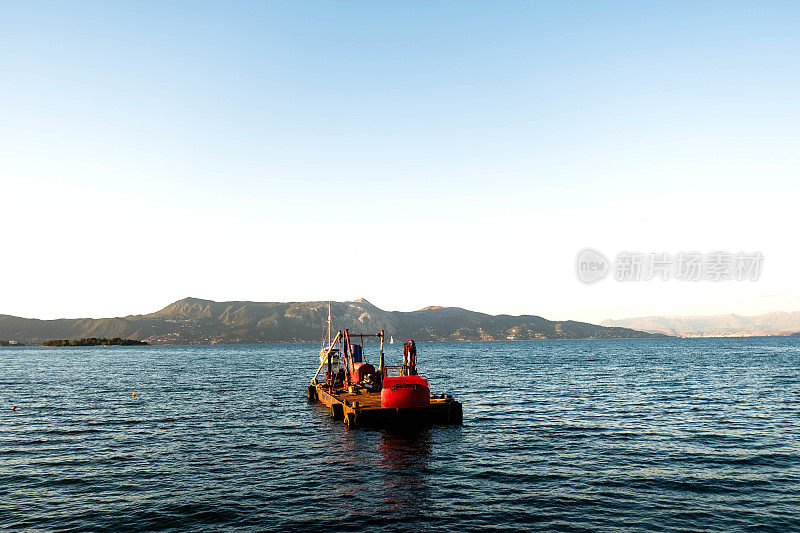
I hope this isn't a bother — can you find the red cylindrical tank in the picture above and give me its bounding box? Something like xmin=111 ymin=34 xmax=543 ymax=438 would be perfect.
xmin=381 ymin=375 xmax=431 ymax=408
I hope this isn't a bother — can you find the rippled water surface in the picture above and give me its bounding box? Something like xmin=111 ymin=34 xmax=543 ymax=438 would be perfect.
xmin=2 ymin=337 xmax=800 ymax=531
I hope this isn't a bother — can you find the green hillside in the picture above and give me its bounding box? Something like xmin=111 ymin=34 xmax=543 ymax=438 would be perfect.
xmin=0 ymin=297 xmax=665 ymax=345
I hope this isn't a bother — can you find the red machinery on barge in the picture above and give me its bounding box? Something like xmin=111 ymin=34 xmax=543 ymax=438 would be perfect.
xmin=307 ymin=319 xmax=462 ymax=429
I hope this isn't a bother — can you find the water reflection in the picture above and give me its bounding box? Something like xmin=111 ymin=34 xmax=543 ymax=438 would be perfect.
xmin=377 ymin=429 xmax=433 ymax=515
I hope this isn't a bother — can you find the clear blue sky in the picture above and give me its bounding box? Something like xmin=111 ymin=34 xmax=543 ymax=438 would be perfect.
xmin=2 ymin=1 xmax=799 ymax=321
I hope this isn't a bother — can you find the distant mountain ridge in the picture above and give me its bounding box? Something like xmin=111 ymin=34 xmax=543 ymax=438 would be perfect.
xmin=0 ymin=297 xmax=663 ymax=345
xmin=602 ymin=311 xmax=800 ymax=337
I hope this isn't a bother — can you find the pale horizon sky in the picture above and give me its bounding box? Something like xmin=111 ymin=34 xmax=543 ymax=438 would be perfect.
xmin=2 ymin=1 xmax=800 ymax=324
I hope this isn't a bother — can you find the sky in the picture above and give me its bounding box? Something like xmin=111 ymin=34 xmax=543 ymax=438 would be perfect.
xmin=1 ymin=1 xmax=799 ymax=323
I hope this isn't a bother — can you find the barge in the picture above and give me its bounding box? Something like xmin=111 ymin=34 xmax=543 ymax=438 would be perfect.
xmin=307 ymin=308 xmax=462 ymax=429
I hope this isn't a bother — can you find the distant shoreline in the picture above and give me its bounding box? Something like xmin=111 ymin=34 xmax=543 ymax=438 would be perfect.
xmin=4 ymin=336 xmax=799 ymax=349
xmin=43 ymin=338 xmax=148 ymax=347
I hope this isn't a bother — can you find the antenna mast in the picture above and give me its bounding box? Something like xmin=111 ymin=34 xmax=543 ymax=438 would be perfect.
xmin=327 ymin=301 xmax=332 ymax=347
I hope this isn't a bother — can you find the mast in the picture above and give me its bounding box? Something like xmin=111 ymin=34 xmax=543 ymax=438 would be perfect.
xmin=327 ymin=301 xmax=332 ymax=347
xmin=379 ymin=330 xmax=385 ymax=381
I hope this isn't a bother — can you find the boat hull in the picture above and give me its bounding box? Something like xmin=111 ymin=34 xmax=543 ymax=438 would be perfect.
xmin=309 ymin=382 xmax=462 ymax=429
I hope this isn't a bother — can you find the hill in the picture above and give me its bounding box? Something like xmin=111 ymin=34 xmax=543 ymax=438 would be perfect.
xmin=0 ymin=297 xmax=664 ymax=345
xmin=602 ymin=311 xmax=800 ymax=337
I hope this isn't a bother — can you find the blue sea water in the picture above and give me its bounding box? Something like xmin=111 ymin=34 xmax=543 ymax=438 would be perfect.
xmin=1 ymin=337 xmax=799 ymax=532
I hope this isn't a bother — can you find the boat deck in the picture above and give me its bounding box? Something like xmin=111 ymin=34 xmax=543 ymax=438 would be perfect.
xmin=308 ymin=382 xmax=463 ymax=429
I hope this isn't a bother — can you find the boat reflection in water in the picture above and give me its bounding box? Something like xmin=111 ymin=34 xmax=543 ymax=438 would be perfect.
xmin=377 ymin=429 xmax=433 ymax=515
xmin=315 ymin=426 xmax=435 ymax=522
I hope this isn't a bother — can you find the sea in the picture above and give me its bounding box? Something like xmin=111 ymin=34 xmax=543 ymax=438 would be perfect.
xmin=1 ymin=337 xmax=799 ymax=532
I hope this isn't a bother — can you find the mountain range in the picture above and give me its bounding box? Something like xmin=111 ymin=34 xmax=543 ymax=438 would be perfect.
xmin=0 ymin=297 xmax=662 ymax=345
xmin=602 ymin=311 xmax=800 ymax=337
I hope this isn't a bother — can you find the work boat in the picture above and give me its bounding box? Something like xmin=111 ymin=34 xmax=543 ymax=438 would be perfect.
xmin=307 ymin=327 xmax=462 ymax=429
